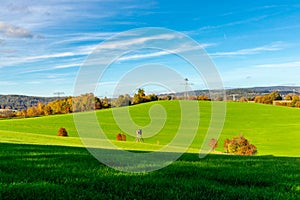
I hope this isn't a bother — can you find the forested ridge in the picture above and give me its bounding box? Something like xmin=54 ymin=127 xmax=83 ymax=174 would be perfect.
xmin=0 ymin=95 xmax=58 ymax=111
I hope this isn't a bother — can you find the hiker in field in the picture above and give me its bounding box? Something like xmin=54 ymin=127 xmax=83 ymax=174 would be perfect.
xmin=135 ymin=129 xmax=144 ymax=142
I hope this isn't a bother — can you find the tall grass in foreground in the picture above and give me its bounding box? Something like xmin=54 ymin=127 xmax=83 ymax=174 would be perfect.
xmin=0 ymin=143 xmax=299 ymax=199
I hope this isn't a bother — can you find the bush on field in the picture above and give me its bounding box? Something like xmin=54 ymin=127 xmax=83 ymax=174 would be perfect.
xmin=116 ymin=133 xmax=126 ymax=141
xmin=209 ymin=138 xmax=218 ymax=151
xmin=224 ymin=135 xmax=257 ymax=155
xmin=57 ymin=127 xmax=68 ymax=137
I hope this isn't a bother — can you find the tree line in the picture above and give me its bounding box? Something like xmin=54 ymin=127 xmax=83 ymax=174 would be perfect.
xmin=0 ymin=88 xmax=218 ymax=118
xmin=0 ymin=95 xmax=57 ymax=111
xmin=252 ymin=91 xmax=300 ymax=108
xmin=8 ymin=89 xmax=158 ymax=118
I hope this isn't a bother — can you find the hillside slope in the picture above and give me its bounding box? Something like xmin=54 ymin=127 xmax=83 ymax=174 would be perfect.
xmin=0 ymin=101 xmax=299 ymax=156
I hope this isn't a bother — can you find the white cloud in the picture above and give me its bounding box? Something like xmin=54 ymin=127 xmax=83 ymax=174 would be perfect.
xmin=119 ymin=51 xmax=170 ymax=61
xmin=0 ymin=21 xmax=33 ymax=38
xmin=53 ymin=63 xmax=82 ymax=69
xmin=25 ymin=52 xmax=76 ymax=61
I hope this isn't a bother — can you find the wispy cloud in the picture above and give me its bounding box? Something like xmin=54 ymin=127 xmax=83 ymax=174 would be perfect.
xmin=119 ymin=43 xmax=216 ymax=61
xmin=198 ymin=15 xmax=269 ymax=32
xmin=51 ymin=32 xmax=115 ymax=45
xmin=119 ymin=50 xmax=170 ymax=61
xmin=22 ymin=44 xmax=97 ymax=62
xmin=0 ymin=21 xmax=33 ymax=38
xmin=210 ymin=42 xmax=284 ymax=57
xmin=0 ymin=81 xmax=18 ymax=86
xmin=254 ymin=61 xmax=300 ymax=68
xmin=100 ymin=34 xmax=178 ymax=50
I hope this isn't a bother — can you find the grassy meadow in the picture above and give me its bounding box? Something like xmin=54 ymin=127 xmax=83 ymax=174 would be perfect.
xmin=0 ymin=100 xmax=300 ymax=199
xmin=0 ymin=101 xmax=299 ymax=156
xmin=0 ymin=143 xmax=299 ymax=199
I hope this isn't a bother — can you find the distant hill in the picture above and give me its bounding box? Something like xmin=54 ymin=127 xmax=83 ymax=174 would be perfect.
xmin=223 ymin=86 xmax=300 ymax=100
xmin=160 ymin=86 xmax=300 ymax=100
xmin=2 ymin=86 xmax=300 ymax=111
xmin=0 ymin=95 xmax=62 ymax=111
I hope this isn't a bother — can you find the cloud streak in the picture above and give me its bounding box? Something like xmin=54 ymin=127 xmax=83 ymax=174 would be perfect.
xmin=254 ymin=61 xmax=300 ymax=68
xmin=210 ymin=42 xmax=284 ymax=57
xmin=119 ymin=43 xmax=216 ymax=61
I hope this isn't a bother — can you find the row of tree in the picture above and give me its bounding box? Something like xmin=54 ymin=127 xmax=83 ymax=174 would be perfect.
xmin=209 ymin=135 xmax=257 ymax=155
xmin=252 ymin=91 xmax=300 ymax=108
xmin=274 ymin=94 xmax=300 ymax=108
xmin=253 ymin=91 xmax=282 ymax=104
xmin=13 ymin=89 xmax=160 ymax=118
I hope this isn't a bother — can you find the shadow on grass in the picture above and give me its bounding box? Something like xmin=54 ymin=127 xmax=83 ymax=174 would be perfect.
xmin=0 ymin=142 xmax=299 ymax=199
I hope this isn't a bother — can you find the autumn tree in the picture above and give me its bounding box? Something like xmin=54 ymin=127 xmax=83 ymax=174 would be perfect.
xmin=145 ymin=94 xmax=158 ymax=102
xmin=239 ymin=97 xmax=248 ymax=102
xmin=57 ymin=127 xmax=68 ymax=137
xmin=291 ymin=95 xmax=300 ymax=107
xmin=284 ymin=94 xmax=292 ymax=100
xmin=36 ymin=102 xmax=44 ymax=115
xmin=27 ymin=106 xmax=38 ymax=117
xmin=133 ymin=88 xmax=146 ymax=104
xmin=94 ymin=97 xmax=102 ymax=109
xmin=209 ymin=138 xmax=218 ymax=151
xmin=43 ymin=105 xmax=53 ymax=115
xmin=197 ymin=95 xmax=210 ymax=101
xmin=224 ymin=135 xmax=257 ymax=155
xmin=254 ymin=91 xmax=282 ymax=104
xmin=254 ymin=95 xmax=263 ymax=103
xmin=270 ymin=91 xmax=282 ymax=101
xmin=224 ymin=138 xmax=230 ymax=153
xmin=102 ymin=96 xmax=111 ymax=108
xmin=113 ymin=94 xmax=131 ymax=107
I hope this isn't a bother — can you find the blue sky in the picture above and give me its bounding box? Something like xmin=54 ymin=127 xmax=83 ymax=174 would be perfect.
xmin=0 ymin=0 xmax=300 ymax=97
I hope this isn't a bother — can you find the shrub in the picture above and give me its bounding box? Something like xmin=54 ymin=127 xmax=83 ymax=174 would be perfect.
xmin=121 ymin=134 xmax=126 ymax=141
xmin=57 ymin=127 xmax=68 ymax=137
xmin=223 ymin=138 xmax=231 ymax=153
xmin=209 ymin=138 xmax=218 ymax=151
xmin=224 ymin=135 xmax=257 ymax=155
xmin=116 ymin=133 xmax=126 ymax=141
xmin=116 ymin=133 xmax=122 ymax=141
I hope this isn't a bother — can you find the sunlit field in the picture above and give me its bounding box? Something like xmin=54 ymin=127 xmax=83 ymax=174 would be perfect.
xmin=1 ymin=101 xmax=300 ymax=156
xmin=0 ymin=143 xmax=299 ymax=199
xmin=0 ymin=101 xmax=300 ymax=199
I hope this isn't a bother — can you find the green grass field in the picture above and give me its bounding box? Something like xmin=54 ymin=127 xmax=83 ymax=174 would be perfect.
xmin=0 ymin=101 xmax=300 ymax=199
xmin=0 ymin=143 xmax=299 ymax=199
xmin=1 ymin=101 xmax=299 ymax=156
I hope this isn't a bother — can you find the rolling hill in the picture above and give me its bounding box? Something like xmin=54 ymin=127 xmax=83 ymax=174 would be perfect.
xmin=0 ymin=100 xmax=299 ymax=156
xmin=1 ymin=100 xmax=299 ymax=199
